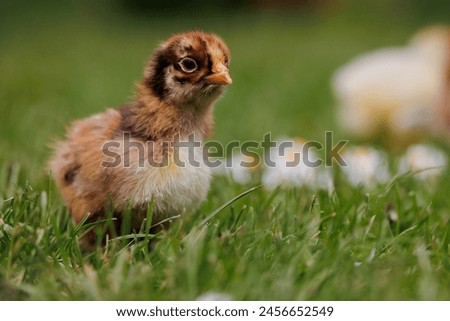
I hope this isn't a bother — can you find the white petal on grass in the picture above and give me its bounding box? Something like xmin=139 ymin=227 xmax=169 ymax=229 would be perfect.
xmin=341 ymin=146 xmax=390 ymax=187
xmin=213 ymin=153 xmax=259 ymax=184
xmin=196 ymin=291 xmax=233 ymax=301
xmin=262 ymin=137 xmax=333 ymax=190
xmin=314 ymin=167 xmax=334 ymax=192
xmin=398 ymin=144 xmax=448 ymax=180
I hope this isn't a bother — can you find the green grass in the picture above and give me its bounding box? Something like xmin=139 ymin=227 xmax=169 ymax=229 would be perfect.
xmin=1 ymin=168 xmax=449 ymax=300
xmin=1 ymin=1 xmax=449 ymax=300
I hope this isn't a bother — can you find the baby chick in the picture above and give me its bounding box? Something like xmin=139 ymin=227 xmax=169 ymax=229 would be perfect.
xmin=49 ymin=31 xmax=232 ymax=243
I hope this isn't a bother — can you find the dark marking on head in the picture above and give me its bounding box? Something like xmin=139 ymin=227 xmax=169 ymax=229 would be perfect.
xmin=199 ymin=38 xmax=208 ymax=53
xmin=173 ymin=61 xmax=183 ymax=73
xmin=175 ymin=76 xmax=189 ymax=84
xmin=64 ymin=163 xmax=81 ymax=185
xmin=206 ymin=53 xmax=213 ymax=73
xmin=148 ymin=49 xmax=172 ymax=99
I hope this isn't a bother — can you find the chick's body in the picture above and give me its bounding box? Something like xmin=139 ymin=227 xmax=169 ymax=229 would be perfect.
xmin=49 ymin=31 xmax=231 ymax=234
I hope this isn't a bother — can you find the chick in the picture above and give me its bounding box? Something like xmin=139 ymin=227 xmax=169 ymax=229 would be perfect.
xmin=49 ymin=31 xmax=232 ymax=242
xmin=332 ymin=26 xmax=450 ymax=148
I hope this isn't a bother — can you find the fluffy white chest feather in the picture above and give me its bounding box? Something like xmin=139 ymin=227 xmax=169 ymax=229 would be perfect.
xmin=126 ymin=137 xmax=211 ymax=215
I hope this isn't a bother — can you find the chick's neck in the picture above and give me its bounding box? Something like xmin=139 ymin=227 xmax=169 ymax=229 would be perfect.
xmin=119 ymin=83 xmax=214 ymax=142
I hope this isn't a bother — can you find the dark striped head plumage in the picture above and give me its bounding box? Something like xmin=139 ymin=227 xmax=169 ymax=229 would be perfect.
xmin=142 ymin=31 xmax=232 ymax=107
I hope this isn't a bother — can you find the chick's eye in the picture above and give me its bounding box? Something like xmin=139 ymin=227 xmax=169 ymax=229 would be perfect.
xmin=179 ymin=57 xmax=198 ymax=73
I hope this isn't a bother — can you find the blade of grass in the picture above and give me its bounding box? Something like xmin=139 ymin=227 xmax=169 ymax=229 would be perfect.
xmin=200 ymin=185 xmax=262 ymax=226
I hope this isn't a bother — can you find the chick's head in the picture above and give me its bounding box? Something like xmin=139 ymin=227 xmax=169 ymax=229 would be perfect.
xmin=142 ymin=31 xmax=232 ymax=107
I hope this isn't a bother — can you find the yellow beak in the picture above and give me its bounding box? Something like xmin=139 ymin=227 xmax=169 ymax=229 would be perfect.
xmin=205 ymin=71 xmax=232 ymax=85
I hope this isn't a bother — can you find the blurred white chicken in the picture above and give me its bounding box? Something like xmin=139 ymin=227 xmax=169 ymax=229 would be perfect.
xmin=332 ymin=26 xmax=450 ymax=147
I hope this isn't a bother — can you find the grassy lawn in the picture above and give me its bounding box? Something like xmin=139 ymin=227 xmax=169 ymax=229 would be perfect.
xmin=0 ymin=1 xmax=449 ymax=300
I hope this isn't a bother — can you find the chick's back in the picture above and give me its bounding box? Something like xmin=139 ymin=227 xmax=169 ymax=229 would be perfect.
xmin=49 ymin=109 xmax=122 ymax=223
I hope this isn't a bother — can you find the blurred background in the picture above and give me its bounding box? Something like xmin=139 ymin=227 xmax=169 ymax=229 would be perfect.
xmin=1 ymin=0 xmax=449 ymax=183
